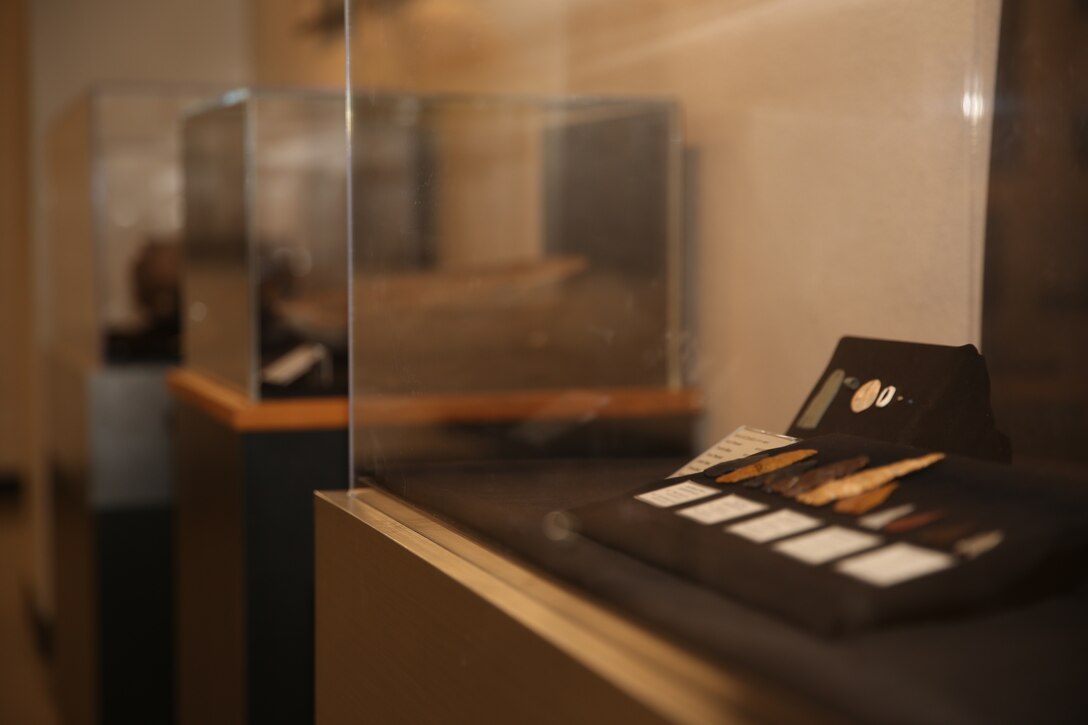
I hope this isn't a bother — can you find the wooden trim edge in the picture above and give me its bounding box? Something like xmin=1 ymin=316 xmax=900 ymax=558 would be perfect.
xmin=168 ymin=368 xmax=700 ymax=432
xmin=166 ymin=368 xmax=348 ymax=432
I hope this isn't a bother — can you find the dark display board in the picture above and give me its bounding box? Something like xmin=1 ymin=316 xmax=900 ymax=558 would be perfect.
xmin=570 ymin=434 xmax=1088 ymax=634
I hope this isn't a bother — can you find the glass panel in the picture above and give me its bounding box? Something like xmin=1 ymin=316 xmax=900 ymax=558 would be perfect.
xmin=348 ymin=1 xmax=1023 ymax=481
xmin=46 ymin=87 xmax=212 ymax=366
xmin=183 ymin=90 xmax=348 ymax=398
xmin=181 ymin=96 xmax=250 ymax=392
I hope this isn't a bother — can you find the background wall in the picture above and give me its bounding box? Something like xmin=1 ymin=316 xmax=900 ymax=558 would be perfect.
xmin=25 ymin=0 xmax=253 ymax=618
xmin=349 ymin=0 xmax=1002 ymax=443
xmin=252 ymin=0 xmax=347 ymax=87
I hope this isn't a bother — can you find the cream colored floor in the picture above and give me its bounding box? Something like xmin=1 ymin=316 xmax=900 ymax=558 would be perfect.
xmin=0 ymin=493 xmax=59 ymax=725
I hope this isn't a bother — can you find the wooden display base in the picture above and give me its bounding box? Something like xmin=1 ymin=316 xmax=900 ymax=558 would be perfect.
xmin=166 ymin=369 xmax=348 ymax=432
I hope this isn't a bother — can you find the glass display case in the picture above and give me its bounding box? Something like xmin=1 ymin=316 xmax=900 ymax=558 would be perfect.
xmin=182 ymin=89 xmax=348 ymax=399
xmin=333 ymin=1 xmax=1088 ymax=723
xmin=351 ymin=92 xmax=691 ymax=467
xmin=47 ymin=85 xmax=212 ymax=364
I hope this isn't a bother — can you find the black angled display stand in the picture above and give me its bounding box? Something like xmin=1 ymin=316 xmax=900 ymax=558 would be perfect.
xmin=572 ymin=433 xmax=1088 ymax=634
xmin=787 ymin=336 xmax=1011 ymax=461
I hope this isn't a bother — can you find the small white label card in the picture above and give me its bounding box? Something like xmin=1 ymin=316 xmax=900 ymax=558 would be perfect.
xmin=727 ymin=509 xmax=822 ymax=543
xmin=836 ymin=543 xmax=956 ymax=587
xmin=635 ymin=481 xmax=719 ymax=508
xmin=858 ymin=504 xmax=916 ymax=531
xmin=262 ymin=342 xmax=330 ymax=385
xmin=773 ymin=526 xmax=882 ymax=565
xmin=671 ymin=425 xmax=798 ymax=478
xmin=677 ymin=495 xmax=767 ymax=525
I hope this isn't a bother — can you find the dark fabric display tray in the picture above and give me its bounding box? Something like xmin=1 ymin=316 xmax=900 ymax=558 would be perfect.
xmin=569 ymin=434 xmax=1088 ymax=634
xmin=371 ymin=457 xmax=1088 ymax=724
xmin=787 ymin=337 xmax=1010 ymax=461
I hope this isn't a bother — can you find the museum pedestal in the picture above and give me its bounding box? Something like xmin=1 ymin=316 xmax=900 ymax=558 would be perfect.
xmin=314 ymin=488 xmax=818 ymax=725
xmin=49 ymin=355 xmax=175 ymax=725
xmin=169 ymin=369 xmax=348 ymax=725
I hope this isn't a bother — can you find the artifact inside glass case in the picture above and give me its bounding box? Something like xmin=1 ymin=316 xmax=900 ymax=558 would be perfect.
xmin=182 ymin=89 xmax=348 ymax=398
xmin=47 ymin=86 xmax=212 ymax=364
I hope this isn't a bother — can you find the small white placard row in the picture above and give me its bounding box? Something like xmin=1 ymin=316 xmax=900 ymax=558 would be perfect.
xmin=728 ymin=509 xmax=821 ymax=543
xmin=772 ymin=526 xmax=880 ymax=565
xmin=633 ymin=485 xmax=955 ymax=587
xmin=677 ymin=495 xmax=766 ymax=524
xmin=635 ymin=481 xmax=718 ymax=508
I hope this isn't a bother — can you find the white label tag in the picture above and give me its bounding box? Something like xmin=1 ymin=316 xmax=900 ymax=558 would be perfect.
xmin=727 ymin=509 xmax=822 ymax=543
xmin=858 ymin=503 xmax=916 ymax=531
xmin=262 ymin=342 xmax=329 ymax=385
xmin=677 ymin=495 xmax=767 ymax=525
xmin=635 ymin=482 xmax=719 ymax=508
xmin=836 ymin=543 xmax=955 ymax=587
xmin=671 ymin=425 xmax=798 ymax=478
xmin=773 ymin=526 xmax=881 ymax=564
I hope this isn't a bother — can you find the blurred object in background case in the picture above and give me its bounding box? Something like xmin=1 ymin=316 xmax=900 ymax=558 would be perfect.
xmin=351 ymin=93 xmax=693 ymax=470
xmin=355 ymin=95 xmax=682 ymax=394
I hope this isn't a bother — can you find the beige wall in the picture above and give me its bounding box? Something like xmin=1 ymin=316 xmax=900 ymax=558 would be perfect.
xmin=252 ymin=0 xmax=346 ymax=87
xmin=349 ymin=0 xmax=1002 ymax=442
